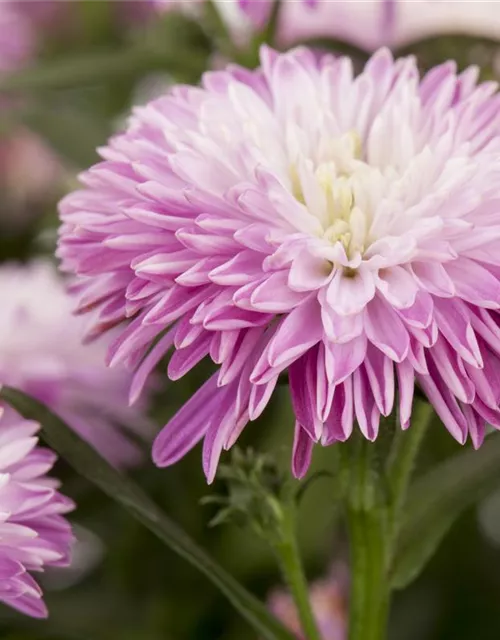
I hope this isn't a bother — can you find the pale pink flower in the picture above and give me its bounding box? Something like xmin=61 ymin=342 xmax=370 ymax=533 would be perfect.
xmin=0 ymin=407 xmax=74 ymax=619
xmin=0 ymin=260 xmax=153 ymax=467
xmin=59 ymin=46 xmax=500 ymax=481
xmin=279 ymin=0 xmax=500 ymax=53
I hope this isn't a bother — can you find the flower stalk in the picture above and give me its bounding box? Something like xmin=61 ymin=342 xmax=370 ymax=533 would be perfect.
xmin=386 ymin=401 xmax=434 ymax=552
xmin=343 ymin=404 xmax=432 ymax=640
xmin=342 ymin=436 xmax=389 ymax=640
xmin=204 ymin=448 xmax=322 ymax=640
xmin=274 ymin=508 xmax=323 ymax=640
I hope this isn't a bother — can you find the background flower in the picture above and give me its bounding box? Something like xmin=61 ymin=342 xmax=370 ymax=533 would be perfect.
xmin=269 ymin=563 xmax=348 ymax=640
xmin=0 ymin=260 xmax=153 ymax=467
xmin=0 ymin=406 xmax=74 ymax=619
xmin=0 ymin=3 xmax=33 ymax=72
xmin=278 ymin=0 xmax=500 ymax=52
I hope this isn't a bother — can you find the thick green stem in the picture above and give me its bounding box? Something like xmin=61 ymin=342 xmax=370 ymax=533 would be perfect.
xmin=347 ymin=507 xmax=389 ymax=640
xmin=344 ymin=405 xmax=433 ymax=640
xmin=275 ymin=511 xmax=322 ymax=640
xmin=344 ymin=439 xmax=389 ymax=640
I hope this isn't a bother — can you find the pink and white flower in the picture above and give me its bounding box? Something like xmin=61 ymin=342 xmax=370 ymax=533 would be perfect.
xmin=0 ymin=407 xmax=74 ymax=619
xmin=279 ymin=0 xmax=500 ymax=52
xmin=0 ymin=261 xmax=153 ymax=467
xmin=59 ymin=46 xmax=500 ymax=481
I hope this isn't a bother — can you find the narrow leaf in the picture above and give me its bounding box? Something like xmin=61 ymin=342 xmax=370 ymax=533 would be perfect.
xmin=0 ymin=386 xmax=293 ymax=640
xmin=0 ymin=35 xmax=207 ymax=94
xmin=392 ymin=432 xmax=500 ymax=589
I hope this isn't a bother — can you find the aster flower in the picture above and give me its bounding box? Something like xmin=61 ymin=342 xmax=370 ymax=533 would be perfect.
xmin=0 ymin=260 xmax=152 ymax=467
xmin=0 ymin=407 xmax=74 ymax=619
xmin=269 ymin=564 xmax=348 ymax=640
xmin=59 ymin=46 xmax=500 ymax=482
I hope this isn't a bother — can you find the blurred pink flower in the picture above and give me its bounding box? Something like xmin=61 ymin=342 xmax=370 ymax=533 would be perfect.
xmin=7 ymin=0 xmax=156 ymax=35
xmin=279 ymin=0 xmax=500 ymax=52
xmin=269 ymin=564 xmax=348 ymax=639
xmin=0 ymin=406 xmax=74 ymax=619
xmin=59 ymin=45 xmax=500 ymax=481
xmin=0 ymin=128 xmax=62 ymax=228
xmin=0 ymin=2 xmax=33 ymax=72
xmin=0 ymin=260 xmax=153 ymax=467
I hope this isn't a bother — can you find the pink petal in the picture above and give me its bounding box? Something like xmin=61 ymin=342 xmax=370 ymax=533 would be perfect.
xmin=353 ymin=367 xmax=380 ymax=441
xmin=292 ymin=423 xmax=314 ymax=479
xmin=365 ymin=295 xmax=410 ymax=362
xmin=322 ymin=379 xmax=354 ymax=444
xmin=327 ymin=268 xmax=376 ymax=316
xmin=289 ymin=349 xmax=322 ymax=441
xmin=152 ymin=374 xmax=218 ymax=467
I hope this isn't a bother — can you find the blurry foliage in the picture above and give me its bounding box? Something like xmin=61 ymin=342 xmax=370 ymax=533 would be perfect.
xmin=2 ymin=3 xmax=500 ymax=639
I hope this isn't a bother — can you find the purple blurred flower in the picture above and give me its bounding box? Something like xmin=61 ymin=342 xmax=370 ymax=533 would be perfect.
xmin=269 ymin=564 xmax=348 ymax=639
xmin=0 ymin=3 xmax=33 ymax=72
xmin=59 ymin=46 xmax=500 ymax=482
xmin=0 ymin=407 xmax=74 ymax=619
xmin=0 ymin=260 xmax=153 ymax=467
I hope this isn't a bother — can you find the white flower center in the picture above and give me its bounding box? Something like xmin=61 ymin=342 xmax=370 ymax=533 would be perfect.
xmin=289 ymin=131 xmax=372 ymax=261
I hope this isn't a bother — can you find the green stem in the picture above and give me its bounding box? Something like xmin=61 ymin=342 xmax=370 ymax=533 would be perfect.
xmin=386 ymin=400 xmax=433 ymax=549
xmin=203 ymin=0 xmax=241 ymax=62
xmin=275 ymin=510 xmax=322 ymax=640
xmin=262 ymin=0 xmax=283 ymax=46
xmin=344 ymin=438 xmax=389 ymax=640
xmin=346 ymin=507 xmax=389 ymax=640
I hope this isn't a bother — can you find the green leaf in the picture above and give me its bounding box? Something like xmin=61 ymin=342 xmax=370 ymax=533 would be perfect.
xmin=20 ymin=105 xmax=109 ymax=167
xmin=0 ymin=46 xmax=205 ymax=93
xmin=391 ymin=432 xmax=500 ymax=589
xmin=0 ymin=386 xmax=294 ymax=640
xmin=0 ymin=49 xmax=153 ymax=92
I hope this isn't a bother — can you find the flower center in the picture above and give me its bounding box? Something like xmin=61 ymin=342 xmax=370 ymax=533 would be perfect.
xmin=289 ymin=131 xmax=371 ymax=261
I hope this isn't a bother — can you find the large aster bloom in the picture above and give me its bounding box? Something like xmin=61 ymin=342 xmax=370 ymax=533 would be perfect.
xmin=0 ymin=407 xmax=74 ymax=618
xmin=59 ymin=46 xmax=500 ymax=482
xmin=0 ymin=261 xmax=152 ymax=467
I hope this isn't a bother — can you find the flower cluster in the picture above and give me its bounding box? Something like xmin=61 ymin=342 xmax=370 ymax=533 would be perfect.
xmin=0 ymin=261 xmax=153 ymax=467
xmin=59 ymin=44 xmax=500 ymax=482
xmin=0 ymin=407 xmax=74 ymax=618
